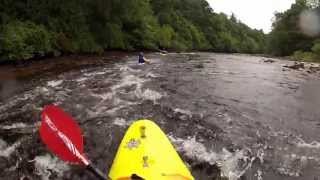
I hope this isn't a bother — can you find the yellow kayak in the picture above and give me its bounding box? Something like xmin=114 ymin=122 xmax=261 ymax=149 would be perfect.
xmin=109 ymin=120 xmax=194 ymax=180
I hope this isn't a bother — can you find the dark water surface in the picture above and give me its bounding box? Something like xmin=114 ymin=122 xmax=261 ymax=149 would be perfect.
xmin=0 ymin=53 xmax=320 ymax=180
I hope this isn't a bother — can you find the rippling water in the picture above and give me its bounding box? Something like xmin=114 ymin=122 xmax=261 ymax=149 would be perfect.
xmin=0 ymin=53 xmax=320 ymax=180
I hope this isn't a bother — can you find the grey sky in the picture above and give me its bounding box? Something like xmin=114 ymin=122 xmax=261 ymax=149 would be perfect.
xmin=207 ymin=0 xmax=295 ymax=33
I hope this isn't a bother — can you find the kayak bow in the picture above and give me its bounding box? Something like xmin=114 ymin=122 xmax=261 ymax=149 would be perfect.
xmin=109 ymin=120 xmax=194 ymax=180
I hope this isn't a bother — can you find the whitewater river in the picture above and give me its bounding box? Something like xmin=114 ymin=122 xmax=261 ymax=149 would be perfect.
xmin=0 ymin=53 xmax=320 ymax=180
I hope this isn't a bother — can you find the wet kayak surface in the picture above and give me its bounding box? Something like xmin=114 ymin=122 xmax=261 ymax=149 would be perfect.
xmin=0 ymin=52 xmax=320 ymax=180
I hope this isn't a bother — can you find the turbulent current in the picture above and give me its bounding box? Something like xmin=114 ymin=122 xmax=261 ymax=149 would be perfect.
xmin=0 ymin=53 xmax=320 ymax=180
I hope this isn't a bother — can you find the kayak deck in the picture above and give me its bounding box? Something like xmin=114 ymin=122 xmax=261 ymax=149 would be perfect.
xmin=109 ymin=120 xmax=194 ymax=180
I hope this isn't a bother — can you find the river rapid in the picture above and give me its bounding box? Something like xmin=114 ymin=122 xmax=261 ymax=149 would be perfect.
xmin=0 ymin=52 xmax=320 ymax=180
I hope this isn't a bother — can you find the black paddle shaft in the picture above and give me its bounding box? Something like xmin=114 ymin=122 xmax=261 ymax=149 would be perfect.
xmin=86 ymin=164 xmax=108 ymax=180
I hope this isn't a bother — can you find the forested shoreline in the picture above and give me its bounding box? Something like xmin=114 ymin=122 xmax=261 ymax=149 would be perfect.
xmin=268 ymin=0 xmax=320 ymax=62
xmin=0 ymin=0 xmax=265 ymax=62
xmin=1 ymin=0 xmax=320 ymax=63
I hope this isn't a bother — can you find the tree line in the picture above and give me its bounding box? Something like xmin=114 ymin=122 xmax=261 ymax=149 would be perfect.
xmin=267 ymin=0 xmax=320 ymax=62
xmin=0 ymin=0 xmax=266 ymax=62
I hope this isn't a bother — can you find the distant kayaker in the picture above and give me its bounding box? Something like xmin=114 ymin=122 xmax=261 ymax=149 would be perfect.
xmin=138 ymin=52 xmax=150 ymax=64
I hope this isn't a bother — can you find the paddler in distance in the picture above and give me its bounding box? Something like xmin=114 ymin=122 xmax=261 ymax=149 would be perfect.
xmin=138 ymin=52 xmax=151 ymax=64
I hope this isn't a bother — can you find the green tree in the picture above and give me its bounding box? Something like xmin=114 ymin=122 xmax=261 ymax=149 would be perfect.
xmin=0 ymin=0 xmax=267 ymax=61
xmin=311 ymin=40 xmax=320 ymax=55
xmin=0 ymin=21 xmax=54 ymax=61
xmin=158 ymin=25 xmax=175 ymax=49
xmin=268 ymin=0 xmax=314 ymax=56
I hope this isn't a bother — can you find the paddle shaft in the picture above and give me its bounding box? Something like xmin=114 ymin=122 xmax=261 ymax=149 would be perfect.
xmin=87 ymin=164 xmax=108 ymax=180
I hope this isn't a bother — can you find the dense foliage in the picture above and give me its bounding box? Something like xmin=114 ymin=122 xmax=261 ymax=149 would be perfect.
xmin=267 ymin=0 xmax=320 ymax=62
xmin=0 ymin=0 xmax=265 ymax=62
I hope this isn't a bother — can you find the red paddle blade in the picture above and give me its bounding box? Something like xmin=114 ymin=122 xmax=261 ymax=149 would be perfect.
xmin=39 ymin=105 xmax=89 ymax=165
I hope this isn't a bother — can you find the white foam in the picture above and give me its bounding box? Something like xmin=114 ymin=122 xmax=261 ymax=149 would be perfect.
xmin=105 ymin=105 xmax=126 ymax=115
xmin=96 ymin=71 xmax=106 ymax=75
xmin=0 ymin=93 xmax=34 ymax=113
xmin=257 ymin=147 xmax=265 ymax=164
xmin=175 ymin=136 xmax=218 ymax=163
xmin=174 ymin=108 xmax=192 ymax=117
xmin=84 ymin=71 xmax=105 ymax=77
xmin=120 ymin=66 xmax=130 ymax=72
xmin=138 ymin=89 xmax=162 ymax=103
xmin=0 ymin=122 xmax=40 ymax=131
xmin=92 ymin=102 xmax=131 ymax=117
xmin=220 ymin=149 xmax=254 ymax=180
xmin=276 ymin=153 xmax=308 ymax=177
xmin=91 ymin=93 xmax=113 ymax=101
xmin=169 ymin=136 xmax=254 ymax=180
xmin=113 ymin=118 xmax=130 ymax=127
xmin=111 ymin=73 xmax=162 ymax=104
xmin=295 ymin=137 xmax=320 ymax=149
xmin=41 ymin=87 xmax=49 ymax=93
xmin=277 ymin=167 xmax=300 ymax=177
xmin=86 ymin=64 xmax=163 ymax=117
xmin=0 ymin=139 xmax=21 ymax=157
xmin=179 ymin=52 xmax=196 ymax=55
xmin=120 ymin=65 xmax=141 ymax=73
xmin=47 ymin=80 xmax=63 ymax=87
xmin=145 ymin=72 xmax=159 ymax=78
xmin=256 ymin=170 xmax=263 ymax=180
xmin=75 ymin=77 xmax=88 ymax=82
xmin=112 ymin=75 xmax=145 ymax=91
xmin=33 ymin=154 xmax=69 ymax=180
xmin=1 ymin=123 xmax=28 ymax=129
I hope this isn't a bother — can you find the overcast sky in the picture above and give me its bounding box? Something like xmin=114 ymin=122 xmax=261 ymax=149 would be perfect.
xmin=207 ymin=0 xmax=295 ymax=33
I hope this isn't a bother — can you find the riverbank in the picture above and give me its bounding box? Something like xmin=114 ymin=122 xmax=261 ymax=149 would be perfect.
xmin=0 ymin=52 xmax=132 ymax=81
xmin=0 ymin=51 xmax=133 ymax=101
